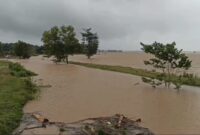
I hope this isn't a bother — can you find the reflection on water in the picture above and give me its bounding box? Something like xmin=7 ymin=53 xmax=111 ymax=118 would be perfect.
xmin=16 ymin=53 xmax=200 ymax=134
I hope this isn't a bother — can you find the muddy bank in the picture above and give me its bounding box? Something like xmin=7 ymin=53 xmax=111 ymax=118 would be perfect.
xmin=16 ymin=55 xmax=200 ymax=134
xmin=14 ymin=113 xmax=154 ymax=135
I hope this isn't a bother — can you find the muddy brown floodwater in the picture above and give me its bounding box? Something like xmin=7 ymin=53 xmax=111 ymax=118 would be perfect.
xmin=16 ymin=52 xmax=200 ymax=134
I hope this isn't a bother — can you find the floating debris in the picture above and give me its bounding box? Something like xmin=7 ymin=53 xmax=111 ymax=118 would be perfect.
xmin=13 ymin=113 xmax=154 ymax=135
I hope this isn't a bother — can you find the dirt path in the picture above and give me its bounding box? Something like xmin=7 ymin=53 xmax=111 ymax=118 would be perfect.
xmin=17 ymin=55 xmax=200 ymax=134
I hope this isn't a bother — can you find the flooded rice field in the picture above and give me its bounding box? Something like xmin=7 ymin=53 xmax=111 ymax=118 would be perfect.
xmin=17 ymin=52 xmax=200 ymax=134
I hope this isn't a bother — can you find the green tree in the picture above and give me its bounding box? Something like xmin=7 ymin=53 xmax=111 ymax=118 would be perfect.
xmin=141 ymin=42 xmax=192 ymax=89
xmin=42 ymin=25 xmax=79 ymax=63
xmin=1 ymin=43 xmax=15 ymax=55
xmin=0 ymin=42 xmax=3 ymax=57
xmin=35 ymin=46 xmax=44 ymax=55
xmin=81 ymin=28 xmax=99 ymax=59
xmin=14 ymin=41 xmax=32 ymax=59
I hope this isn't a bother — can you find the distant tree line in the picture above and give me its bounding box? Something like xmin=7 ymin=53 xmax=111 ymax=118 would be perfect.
xmin=0 ymin=42 xmax=15 ymax=56
xmin=0 ymin=25 xmax=99 ymax=61
xmin=0 ymin=41 xmax=44 ymax=58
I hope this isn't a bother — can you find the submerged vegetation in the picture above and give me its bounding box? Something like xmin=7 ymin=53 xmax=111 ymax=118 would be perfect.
xmin=0 ymin=61 xmax=38 ymax=135
xmin=141 ymin=42 xmax=192 ymax=89
xmin=70 ymin=61 xmax=200 ymax=88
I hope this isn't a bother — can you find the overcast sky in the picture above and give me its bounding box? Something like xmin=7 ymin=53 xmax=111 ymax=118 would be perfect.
xmin=0 ymin=0 xmax=200 ymax=51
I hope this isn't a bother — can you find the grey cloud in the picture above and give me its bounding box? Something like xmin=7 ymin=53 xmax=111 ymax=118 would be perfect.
xmin=0 ymin=0 xmax=200 ymax=50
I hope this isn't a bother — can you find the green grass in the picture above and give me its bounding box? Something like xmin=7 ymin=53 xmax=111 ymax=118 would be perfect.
xmin=9 ymin=62 xmax=37 ymax=77
xmin=0 ymin=60 xmax=38 ymax=135
xmin=70 ymin=61 xmax=200 ymax=87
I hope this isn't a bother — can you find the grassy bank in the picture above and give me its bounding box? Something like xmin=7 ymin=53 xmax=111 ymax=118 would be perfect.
xmin=70 ymin=61 xmax=200 ymax=87
xmin=0 ymin=61 xmax=37 ymax=135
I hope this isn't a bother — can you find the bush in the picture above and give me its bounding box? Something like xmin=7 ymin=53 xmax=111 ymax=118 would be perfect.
xmin=14 ymin=40 xmax=32 ymax=59
xmin=24 ymin=78 xmax=38 ymax=100
xmin=9 ymin=63 xmax=36 ymax=77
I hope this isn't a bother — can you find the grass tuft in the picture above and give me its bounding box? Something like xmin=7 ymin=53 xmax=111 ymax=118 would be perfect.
xmin=9 ymin=62 xmax=37 ymax=77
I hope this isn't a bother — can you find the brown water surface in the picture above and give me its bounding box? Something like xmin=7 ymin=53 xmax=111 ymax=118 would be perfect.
xmin=16 ymin=53 xmax=200 ymax=134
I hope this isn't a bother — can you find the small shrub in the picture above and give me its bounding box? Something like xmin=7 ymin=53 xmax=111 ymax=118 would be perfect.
xmin=24 ymin=78 xmax=38 ymax=100
xmin=9 ymin=63 xmax=36 ymax=77
xmin=98 ymin=130 xmax=107 ymax=135
xmin=59 ymin=127 xmax=65 ymax=132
